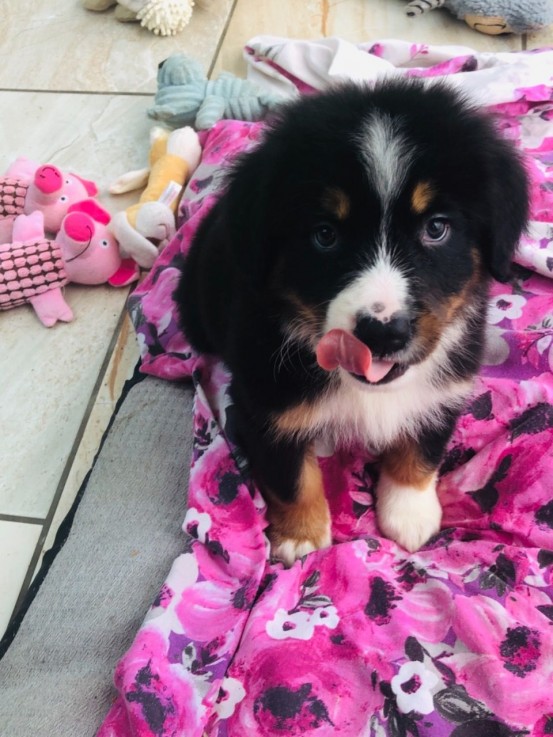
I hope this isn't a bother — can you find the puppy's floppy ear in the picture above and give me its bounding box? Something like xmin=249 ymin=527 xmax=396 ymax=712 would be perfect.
xmin=480 ymin=138 xmax=530 ymax=283
xmin=220 ymin=143 xmax=278 ymax=288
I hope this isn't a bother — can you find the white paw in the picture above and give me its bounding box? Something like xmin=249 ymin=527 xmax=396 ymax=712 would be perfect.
xmin=272 ymin=527 xmax=332 ymax=568
xmin=376 ymin=471 xmax=442 ymax=552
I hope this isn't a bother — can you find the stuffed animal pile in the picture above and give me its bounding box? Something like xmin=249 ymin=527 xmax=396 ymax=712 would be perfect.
xmin=0 ymin=158 xmax=140 ymax=327
xmin=405 ymin=0 xmax=553 ymax=35
xmin=0 ymin=126 xmax=201 ymax=326
xmin=110 ymin=125 xmax=201 ymax=269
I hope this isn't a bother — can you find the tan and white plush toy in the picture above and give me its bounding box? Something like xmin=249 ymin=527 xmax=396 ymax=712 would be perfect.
xmin=83 ymin=0 xmax=215 ymax=36
xmin=109 ymin=126 xmax=201 ymax=269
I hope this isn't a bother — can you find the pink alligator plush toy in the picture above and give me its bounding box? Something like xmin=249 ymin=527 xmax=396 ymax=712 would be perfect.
xmin=0 ymin=201 xmax=139 ymax=327
xmin=0 ymin=157 xmax=98 ymax=243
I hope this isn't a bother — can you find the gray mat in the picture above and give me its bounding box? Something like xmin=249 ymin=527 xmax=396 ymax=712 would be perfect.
xmin=0 ymin=376 xmax=194 ymax=736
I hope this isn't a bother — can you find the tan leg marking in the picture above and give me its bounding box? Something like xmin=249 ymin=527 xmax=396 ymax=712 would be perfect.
xmin=272 ymin=401 xmax=318 ymax=438
xmin=267 ymin=451 xmax=332 ymax=566
xmin=382 ymin=440 xmax=435 ymax=490
xmin=377 ymin=440 xmax=442 ymax=552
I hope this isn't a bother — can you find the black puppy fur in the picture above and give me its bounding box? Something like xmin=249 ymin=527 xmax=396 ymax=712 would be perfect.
xmin=175 ymin=80 xmax=529 ymax=563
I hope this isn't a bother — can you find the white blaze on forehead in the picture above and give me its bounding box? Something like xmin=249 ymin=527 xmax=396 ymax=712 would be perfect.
xmin=325 ymin=251 xmax=409 ymax=332
xmin=357 ymin=112 xmax=413 ymax=208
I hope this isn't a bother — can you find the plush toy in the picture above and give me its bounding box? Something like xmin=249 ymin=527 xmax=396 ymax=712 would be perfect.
xmin=0 ymin=203 xmax=138 ymax=327
xmin=82 ymin=0 xmax=215 ymax=36
xmin=405 ymin=0 xmax=553 ymax=35
xmin=0 ymin=157 xmax=98 ymax=243
xmin=109 ymin=125 xmax=201 ymax=270
xmin=148 ymin=53 xmax=284 ymax=130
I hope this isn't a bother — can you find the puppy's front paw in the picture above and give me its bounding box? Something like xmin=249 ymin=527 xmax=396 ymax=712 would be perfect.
xmin=376 ymin=471 xmax=442 ymax=552
xmin=269 ymin=509 xmax=332 ymax=567
xmin=272 ymin=536 xmax=331 ymax=568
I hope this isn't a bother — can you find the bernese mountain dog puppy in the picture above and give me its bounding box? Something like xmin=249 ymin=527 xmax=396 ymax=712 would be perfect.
xmin=176 ymin=80 xmax=529 ymax=566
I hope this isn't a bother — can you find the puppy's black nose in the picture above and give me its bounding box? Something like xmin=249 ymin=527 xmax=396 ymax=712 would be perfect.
xmin=354 ymin=314 xmax=412 ymax=357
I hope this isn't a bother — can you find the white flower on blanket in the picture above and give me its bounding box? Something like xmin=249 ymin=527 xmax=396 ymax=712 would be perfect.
xmin=214 ymin=676 xmax=246 ymax=719
xmin=266 ymin=605 xmax=339 ymax=640
xmin=391 ymin=661 xmax=439 ymax=715
xmin=482 ymin=326 xmax=510 ymax=367
xmin=487 ymin=294 xmax=526 ymax=325
xmin=183 ymin=507 xmax=212 ymax=543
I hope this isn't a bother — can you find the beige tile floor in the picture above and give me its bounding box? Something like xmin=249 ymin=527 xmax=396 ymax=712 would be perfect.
xmin=0 ymin=0 xmax=548 ymax=638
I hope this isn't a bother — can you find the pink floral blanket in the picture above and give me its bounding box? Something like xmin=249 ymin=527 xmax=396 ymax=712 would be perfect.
xmin=99 ymin=42 xmax=553 ymax=737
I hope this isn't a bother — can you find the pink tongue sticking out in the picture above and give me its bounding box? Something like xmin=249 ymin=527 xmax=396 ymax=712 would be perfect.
xmin=316 ymin=329 xmax=396 ymax=383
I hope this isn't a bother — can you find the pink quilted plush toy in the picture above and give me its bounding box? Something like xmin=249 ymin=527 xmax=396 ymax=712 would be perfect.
xmin=0 ymin=157 xmax=98 ymax=243
xmin=0 ymin=202 xmax=139 ymax=327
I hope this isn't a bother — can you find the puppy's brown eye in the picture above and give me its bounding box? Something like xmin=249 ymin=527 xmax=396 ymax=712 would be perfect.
xmin=422 ymin=217 xmax=450 ymax=245
xmin=311 ymin=224 xmax=338 ymax=250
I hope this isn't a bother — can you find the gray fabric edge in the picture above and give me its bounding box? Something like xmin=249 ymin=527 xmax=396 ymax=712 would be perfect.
xmin=0 ymin=376 xmax=194 ymax=736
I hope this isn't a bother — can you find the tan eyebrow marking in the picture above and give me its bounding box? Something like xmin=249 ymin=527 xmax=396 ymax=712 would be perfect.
xmin=322 ymin=187 xmax=351 ymax=220
xmin=411 ymin=181 xmax=435 ymax=214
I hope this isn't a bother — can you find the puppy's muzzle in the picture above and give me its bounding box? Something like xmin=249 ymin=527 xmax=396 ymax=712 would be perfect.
xmin=354 ymin=313 xmax=413 ymax=357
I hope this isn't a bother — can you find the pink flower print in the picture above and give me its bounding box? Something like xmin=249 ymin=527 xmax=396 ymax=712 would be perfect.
xmin=488 ymin=293 xmax=526 ymax=325
xmin=369 ymin=43 xmax=384 ymax=57
xmin=450 ymin=594 xmax=553 ymax=725
xmin=391 ymin=661 xmax=439 ymax=715
xmin=139 ymin=266 xmax=180 ymax=333
xmin=409 ymin=43 xmax=429 ymax=60
xmin=395 ymin=580 xmax=454 ymax=643
xmin=226 ymin=638 xmax=391 ymax=737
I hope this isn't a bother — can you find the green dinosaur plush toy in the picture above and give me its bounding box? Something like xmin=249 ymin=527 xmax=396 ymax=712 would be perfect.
xmin=405 ymin=0 xmax=553 ymax=35
xmin=148 ymin=54 xmax=284 ymax=130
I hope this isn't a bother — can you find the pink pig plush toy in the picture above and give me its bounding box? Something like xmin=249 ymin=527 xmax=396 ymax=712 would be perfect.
xmin=0 ymin=201 xmax=139 ymax=327
xmin=0 ymin=157 xmax=98 ymax=243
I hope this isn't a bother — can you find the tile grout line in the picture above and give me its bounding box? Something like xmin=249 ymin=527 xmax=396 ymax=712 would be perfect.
xmin=0 ymin=514 xmax=45 ymax=526
xmin=10 ymin=306 xmax=134 ymax=621
xmin=207 ymin=0 xmax=240 ymax=78
xmin=0 ymin=88 xmax=154 ymax=97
